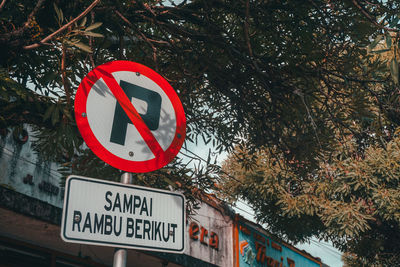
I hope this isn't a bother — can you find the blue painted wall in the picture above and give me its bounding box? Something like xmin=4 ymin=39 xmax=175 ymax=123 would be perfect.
xmin=237 ymin=221 xmax=321 ymax=267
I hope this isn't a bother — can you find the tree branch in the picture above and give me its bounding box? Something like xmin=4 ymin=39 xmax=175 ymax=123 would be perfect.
xmin=88 ymin=10 xmax=96 ymax=68
xmin=243 ymin=0 xmax=253 ymax=57
xmin=23 ymin=0 xmax=100 ymax=50
xmin=114 ymin=10 xmax=132 ymax=26
xmin=352 ymin=0 xmax=399 ymax=32
xmin=114 ymin=10 xmax=169 ymax=45
xmin=61 ymin=43 xmax=71 ymax=109
xmin=0 ymin=0 xmax=45 ymax=47
xmin=24 ymin=0 xmax=46 ymax=27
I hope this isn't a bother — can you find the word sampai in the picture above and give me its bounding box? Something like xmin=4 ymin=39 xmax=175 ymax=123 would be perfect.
xmin=71 ymin=191 xmax=178 ymax=243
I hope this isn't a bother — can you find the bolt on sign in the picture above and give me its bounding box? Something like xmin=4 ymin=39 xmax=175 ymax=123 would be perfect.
xmin=61 ymin=176 xmax=185 ymax=253
xmin=74 ymin=60 xmax=186 ymax=173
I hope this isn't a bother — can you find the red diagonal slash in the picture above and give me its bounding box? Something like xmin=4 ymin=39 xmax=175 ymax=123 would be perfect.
xmin=93 ymin=66 xmax=164 ymax=157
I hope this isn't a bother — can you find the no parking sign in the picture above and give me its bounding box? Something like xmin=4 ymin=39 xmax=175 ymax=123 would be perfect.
xmin=74 ymin=61 xmax=186 ymax=173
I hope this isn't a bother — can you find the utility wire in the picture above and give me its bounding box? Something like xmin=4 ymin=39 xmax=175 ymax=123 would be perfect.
xmin=180 ymin=146 xmax=258 ymax=218
xmin=181 ymin=146 xmax=247 ymax=186
xmin=181 ymin=146 xmax=256 ymax=205
xmin=310 ymin=240 xmax=342 ymax=257
xmin=232 ymin=204 xmax=256 ymax=218
xmin=0 ymin=145 xmax=62 ymax=180
xmin=310 ymin=240 xmax=342 ymax=254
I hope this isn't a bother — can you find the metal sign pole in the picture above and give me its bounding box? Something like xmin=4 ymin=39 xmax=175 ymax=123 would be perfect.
xmin=113 ymin=172 xmax=133 ymax=267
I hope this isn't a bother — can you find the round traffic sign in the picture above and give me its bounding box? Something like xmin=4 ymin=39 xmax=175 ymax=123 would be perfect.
xmin=74 ymin=60 xmax=186 ymax=173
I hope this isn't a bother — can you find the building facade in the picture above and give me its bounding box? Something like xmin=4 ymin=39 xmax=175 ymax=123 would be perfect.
xmin=0 ymin=128 xmax=322 ymax=266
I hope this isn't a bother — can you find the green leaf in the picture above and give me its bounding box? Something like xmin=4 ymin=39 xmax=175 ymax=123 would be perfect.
xmin=83 ymin=31 xmax=104 ymax=38
xmin=43 ymin=104 xmax=55 ymax=122
xmin=163 ymin=177 xmax=175 ymax=187
xmin=80 ymin=17 xmax=87 ymax=27
xmin=371 ymin=49 xmax=390 ymax=54
xmin=85 ymin=22 xmax=103 ymax=31
xmin=53 ymin=3 xmax=63 ymax=23
xmin=51 ymin=105 xmax=60 ymax=125
xmin=72 ymin=42 xmax=92 ymax=53
xmin=390 ymin=57 xmax=399 ymax=84
xmin=389 ymin=17 xmax=400 ymax=28
xmin=367 ymin=34 xmax=384 ymax=52
xmin=386 ymin=33 xmax=392 ymax=49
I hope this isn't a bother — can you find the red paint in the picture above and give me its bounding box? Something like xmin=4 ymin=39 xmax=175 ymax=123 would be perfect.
xmin=209 ymin=232 xmax=219 ymax=250
xmin=189 ymin=222 xmax=219 ymax=250
xmin=233 ymin=216 xmax=240 ymax=267
xmin=200 ymin=227 xmax=208 ymax=246
xmin=287 ymin=257 xmax=295 ymax=267
xmin=271 ymin=241 xmax=282 ymax=252
xmin=253 ymin=232 xmax=266 ymax=243
xmin=239 ymin=240 xmax=248 ymax=256
xmin=96 ymin=68 xmax=164 ymax=157
xmin=255 ymin=241 xmax=266 ymax=263
xmin=189 ymin=222 xmax=200 ymax=240
xmin=240 ymin=225 xmax=251 ymax=235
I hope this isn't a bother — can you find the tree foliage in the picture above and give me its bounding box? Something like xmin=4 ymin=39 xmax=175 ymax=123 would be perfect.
xmin=1 ymin=0 xmax=386 ymax=164
xmin=222 ymin=131 xmax=400 ymax=265
xmin=219 ymin=1 xmax=400 ymax=264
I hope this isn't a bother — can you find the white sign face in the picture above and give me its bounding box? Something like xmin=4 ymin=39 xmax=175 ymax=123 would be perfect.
xmin=61 ymin=175 xmax=185 ymax=253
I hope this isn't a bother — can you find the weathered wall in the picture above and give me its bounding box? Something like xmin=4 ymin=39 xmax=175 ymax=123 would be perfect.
xmin=185 ymin=201 xmax=234 ymax=267
xmin=0 ymin=127 xmax=236 ymax=266
xmin=0 ymin=187 xmax=223 ymax=267
xmin=236 ymin=219 xmax=322 ymax=267
xmin=0 ymin=126 xmax=63 ymax=208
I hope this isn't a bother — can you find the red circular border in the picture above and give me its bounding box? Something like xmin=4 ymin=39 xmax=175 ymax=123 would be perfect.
xmin=74 ymin=60 xmax=186 ymax=173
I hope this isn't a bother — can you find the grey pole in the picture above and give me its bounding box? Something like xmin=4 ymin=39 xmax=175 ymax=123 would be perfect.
xmin=113 ymin=172 xmax=133 ymax=267
xmin=113 ymin=249 xmax=127 ymax=267
xmin=120 ymin=172 xmax=133 ymax=184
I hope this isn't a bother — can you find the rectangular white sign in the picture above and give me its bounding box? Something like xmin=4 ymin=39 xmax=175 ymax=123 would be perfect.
xmin=61 ymin=175 xmax=185 ymax=253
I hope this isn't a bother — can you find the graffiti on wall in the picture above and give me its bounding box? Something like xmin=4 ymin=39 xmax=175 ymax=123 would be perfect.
xmin=237 ymin=223 xmax=320 ymax=267
xmin=189 ymin=221 xmax=219 ymax=250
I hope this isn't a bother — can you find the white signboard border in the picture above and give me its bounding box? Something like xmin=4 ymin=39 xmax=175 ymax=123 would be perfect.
xmin=61 ymin=175 xmax=185 ymax=253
